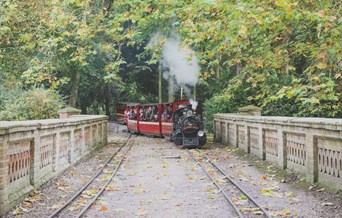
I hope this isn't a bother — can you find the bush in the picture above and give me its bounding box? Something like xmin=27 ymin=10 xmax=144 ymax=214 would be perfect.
xmin=0 ymin=87 xmax=64 ymax=121
xmin=204 ymin=94 xmax=242 ymax=134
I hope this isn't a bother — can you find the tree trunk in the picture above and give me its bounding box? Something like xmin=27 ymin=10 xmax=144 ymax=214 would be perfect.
xmin=236 ymin=64 xmax=242 ymax=75
xmin=158 ymin=63 xmax=162 ymax=103
xmin=69 ymin=68 xmax=80 ymax=107
xmin=168 ymin=74 xmax=174 ymax=102
xmin=103 ymin=0 xmax=113 ymax=13
xmin=104 ymin=83 xmax=111 ymax=118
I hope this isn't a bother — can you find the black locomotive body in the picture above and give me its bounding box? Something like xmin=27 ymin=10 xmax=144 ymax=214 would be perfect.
xmin=171 ymin=104 xmax=206 ymax=148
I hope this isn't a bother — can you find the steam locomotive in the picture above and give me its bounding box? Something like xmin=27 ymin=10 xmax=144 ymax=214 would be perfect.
xmin=119 ymin=100 xmax=206 ymax=148
xmin=171 ymin=104 xmax=206 ymax=148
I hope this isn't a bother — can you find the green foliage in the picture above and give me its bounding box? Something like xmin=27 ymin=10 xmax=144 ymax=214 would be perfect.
xmin=0 ymin=0 xmax=341 ymax=123
xmin=0 ymin=88 xmax=64 ymax=121
xmin=182 ymin=0 xmax=341 ymax=122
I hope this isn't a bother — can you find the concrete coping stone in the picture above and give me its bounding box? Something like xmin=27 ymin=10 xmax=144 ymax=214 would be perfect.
xmin=0 ymin=115 xmax=108 ymax=134
xmin=238 ymin=105 xmax=261 ymax=112
xmin=214 ymin=114 xmax=342 ymax=130
xmin=58 ymin=107 xmax=81 ymax=113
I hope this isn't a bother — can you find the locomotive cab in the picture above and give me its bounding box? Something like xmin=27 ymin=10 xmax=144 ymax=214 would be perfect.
xmin=171 ymin=104 xmax=206 ymax=148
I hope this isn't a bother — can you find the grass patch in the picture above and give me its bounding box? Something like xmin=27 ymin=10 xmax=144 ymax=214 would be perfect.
xmin=206 ymin=134 xmax=214 ymax=142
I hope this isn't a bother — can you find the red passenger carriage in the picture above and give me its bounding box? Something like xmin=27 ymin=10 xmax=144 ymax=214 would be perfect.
xmin=124 ymin=100 xmax=189 ymax=137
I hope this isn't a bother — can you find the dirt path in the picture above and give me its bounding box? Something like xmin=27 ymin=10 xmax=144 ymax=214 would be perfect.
xmin=5 ymin=122 xmax=341 ymax=218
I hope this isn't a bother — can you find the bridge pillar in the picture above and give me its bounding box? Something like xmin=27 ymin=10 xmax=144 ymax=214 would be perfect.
xmin=277 ymin=128 xmax=287 ymax=170
xmin=305 ymin=133 xmax=317 ymax=183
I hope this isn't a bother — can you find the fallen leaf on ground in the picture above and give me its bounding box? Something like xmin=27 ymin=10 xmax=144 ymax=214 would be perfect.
xmin=289 ymin=198 xmax=301 ymax=205
xmin=232 ymin=198 xmax=247 ymax=205
xmin=260 ymin=175 xmax=267 ymax=180
xmin=50 ymin=202 xmax=65 ymax=209
xmin=317 ymin=188 xmax=325 ymax=192
xmin=251 ymin=182 xmax=258 ymax=186
xmin=99 ymin=205 xmax=108 ymax=211
xmin=208 ymin=195 xmax=215 ymax=199
xmin=22 ymin=201 xmax=32 ymax=209
xmin=162 ymin=162 xmax=169 ymax=168
xmin=100 ymin=175 xmax=112 ymax=181
xmin=260 ymin=189 xmax=282 ymax=197
xmin=136 ymin=208 xmax=148 ymax=216
xmin=253 ymin=211 xmax=264 ymax=215
xmin=26 ymin=194 xmax=44 ymax=202
xmin=103 ymin=169 xmax=113 ymax=174
xmin=69 ymin=205 xmax=80 ymax=211
xmin=83 ymin=189 xmax=98 ymax=196
xmin=12 ymin=207 xmax=23 ymax=215
xmin=57 ymin=186 xmax=70 ymax=191
xmin=322 ymin=202 xmax=334 ymax=206
xmin=209 ymin=189 xmax=220 ymax=194
xmin=133 ymin=189 xmax=141 ymax=194
xmin=77 ymin=197 xmax=87 ymax=205
xmin=272 ymin=210 xmax=291 ymax=216
xmin=240 ymin=207 xmax=260 ymax=212
xmin=240 ymin=194 xmax=247 ymax=200
xmin=285 ymin=192 xmax=296 ymax=198
xmin=208 ymin=169 xmax=216 ymax=176
xmin=105 ymin=185 xmax=120 ymax=191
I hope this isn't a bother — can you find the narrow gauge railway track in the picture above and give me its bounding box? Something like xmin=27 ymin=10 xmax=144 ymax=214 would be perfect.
xmin=186 ymin=149 xmax=271 ymax=218
xmin=48 ymin=134 xmax=136 ymax=218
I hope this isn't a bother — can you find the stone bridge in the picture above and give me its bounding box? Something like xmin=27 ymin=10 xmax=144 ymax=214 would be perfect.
xmin=1 ymin=111 xmax=341 ymax=216
xmin=0 ymin=112 xmax=108 ymax=216
xmin=213 ymin=114 xmax=342 ymax=191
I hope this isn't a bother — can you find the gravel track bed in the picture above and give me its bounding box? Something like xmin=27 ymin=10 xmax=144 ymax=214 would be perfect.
xmin=202 ymin=147 xmax=342 ymax=218
xmin=5 ymin=123 xmax=130 ymax=218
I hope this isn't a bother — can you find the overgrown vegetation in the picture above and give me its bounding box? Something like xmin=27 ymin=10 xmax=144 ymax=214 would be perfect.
xmin=0 ymin=87 xmax=63 ymax=121
xmin=0 ymin=0 xmax=340 ymax=123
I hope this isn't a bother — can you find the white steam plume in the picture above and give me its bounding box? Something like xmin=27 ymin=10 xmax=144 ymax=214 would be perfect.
xmin=161 ymin=33 xmax=200 ymax=87
xmin=147 ymin=32 xmax=201 ymax=100
xmin=189 ymin=98 xmax=198 ymax=110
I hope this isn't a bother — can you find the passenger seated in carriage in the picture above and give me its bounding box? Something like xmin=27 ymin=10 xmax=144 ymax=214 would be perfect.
xmin=128 ymin=107 xmax=136 ymax=120
xmin=145 ymin=106 xmax=152 ymax=121
xmin=139 ymin=108 xmax=145 ymax=121
xmin=152 ymin=106 xmax=158 ymax=122
xmin=162 ymin=106 xmax=172 ymax=122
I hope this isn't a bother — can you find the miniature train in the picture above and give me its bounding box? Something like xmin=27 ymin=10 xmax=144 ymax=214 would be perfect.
xmin=116 ymin=100 xmax=206 ymax=148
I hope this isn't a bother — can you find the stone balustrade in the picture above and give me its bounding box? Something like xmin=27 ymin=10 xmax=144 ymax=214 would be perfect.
xmin=213 ymin=114 xmax=342 ymax=190
xmin=0 ymin=115 xmax=108 ymax=215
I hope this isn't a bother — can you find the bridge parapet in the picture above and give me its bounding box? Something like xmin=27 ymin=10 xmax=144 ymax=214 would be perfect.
xmin=213 ymin=114 xmax=342 ymax=190
xmin=0 ymin=115 xmax=108 ymax=215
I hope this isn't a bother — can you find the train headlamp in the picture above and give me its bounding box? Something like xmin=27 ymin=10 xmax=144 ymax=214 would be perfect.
xmin=186 ymin=110 xmax=193 ymax=117
xmin=198 ymin=130 xmax=204 ymax=137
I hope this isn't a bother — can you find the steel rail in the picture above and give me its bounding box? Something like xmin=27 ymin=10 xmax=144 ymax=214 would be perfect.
xmin=186 ymin=149 xmax=245 ymax=218
xmin=76 ymin=139 xmax=134 ymax=217
xmin=48 ymin=134 xmax=133 ymax=218
xmin=195 ymin=149 xmax=272 ymax=218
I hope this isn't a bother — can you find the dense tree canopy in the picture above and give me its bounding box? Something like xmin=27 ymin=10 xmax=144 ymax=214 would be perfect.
xmin=0 ymin=0 xmax=341 ymax=124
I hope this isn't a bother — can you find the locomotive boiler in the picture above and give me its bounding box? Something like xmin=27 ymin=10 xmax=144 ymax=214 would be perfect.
xmin=171 ymin=104 xmax=206 ymax=148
